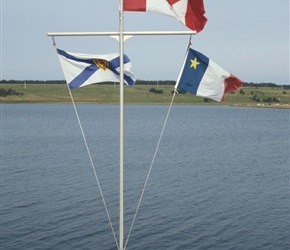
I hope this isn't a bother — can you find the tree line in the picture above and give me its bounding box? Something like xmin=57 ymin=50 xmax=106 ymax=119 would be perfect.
xmin=1 ymin=79 xmax=289 ymax=89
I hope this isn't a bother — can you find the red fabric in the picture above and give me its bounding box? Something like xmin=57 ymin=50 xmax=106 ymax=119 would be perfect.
xmin=124 ymin=0 xmax=146 ymax=11
xmin=167 ymin=0 xmax=180 ymax=5
xmin=124 ymin=0 xmax=207 ymax=33
xmin=221 ymin=74 xmax=244 ymax=101
xmin=185 ymin=0 xmax=207 ymax=32
xmin=224 ymin=74 xmax=244 ymax=94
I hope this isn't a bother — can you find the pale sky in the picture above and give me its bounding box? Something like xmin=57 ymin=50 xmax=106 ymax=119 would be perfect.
xmin=1 ymin=0 xmax=289 ymax=84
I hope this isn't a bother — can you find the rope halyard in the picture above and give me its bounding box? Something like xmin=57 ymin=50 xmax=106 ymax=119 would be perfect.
xmin=67 ymin=89 xmax=119 ymax=250
xmin=52 ymin=39 xmax=119 ymax=249
xmin=125 ymin=39 xmax=190 ymax=248
xmin=174 ymin=40 xmax=192 ymax=95
xmin=124 ymin=93 xmax=176 ymax=250
xmin=51 ymin=36 xmax=56 ymax=48
xmin=188 ymin=34 xmax=192 ymax=47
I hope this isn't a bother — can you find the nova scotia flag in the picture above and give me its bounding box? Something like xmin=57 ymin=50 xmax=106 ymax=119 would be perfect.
xmin=57 ymin=49 xmax=135 ymax=89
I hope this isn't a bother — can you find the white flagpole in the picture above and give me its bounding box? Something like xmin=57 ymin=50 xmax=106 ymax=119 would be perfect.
xmin=119 ymin=1 xmax=124 ymax=250
xmin=47 ymin=9 xmax=196 ymax=250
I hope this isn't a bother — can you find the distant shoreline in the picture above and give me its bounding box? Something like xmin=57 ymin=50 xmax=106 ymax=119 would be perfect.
xmin=232 ymin=104 xmax=290 ymax=109
xmin=1 ymin=102 xmax=290 ymax=109
xmin=1 ymin=84 xmax=289 ymax=107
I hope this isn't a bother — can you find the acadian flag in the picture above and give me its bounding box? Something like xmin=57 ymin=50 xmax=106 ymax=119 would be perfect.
xmin=57 ymin=49 xmax=135 ymax=89
xmin=175 ymin=48 xmax=243 ymax=102
xmin=124 ymin=0 xmax=207 ymax=33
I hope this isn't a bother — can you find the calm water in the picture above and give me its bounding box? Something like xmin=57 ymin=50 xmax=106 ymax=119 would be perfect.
xmin=1 ymin=104 xmax=289 ymax=250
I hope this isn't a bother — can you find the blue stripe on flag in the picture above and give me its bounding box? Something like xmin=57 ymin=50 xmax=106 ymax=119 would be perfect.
xmin=108 ymin=55 xmax=134 ymax=86
xmin=68 ymin=64 xmax=99 ymax=89
xmin=57 ymin=49 xmax=93 ymax=64
xmin=109 ymin=54 xmax=131 ymax=68
xmin=124 ymin=74 xmax=135 ymax=86
xmin=177 ymin=48 xmax=209 ymax=94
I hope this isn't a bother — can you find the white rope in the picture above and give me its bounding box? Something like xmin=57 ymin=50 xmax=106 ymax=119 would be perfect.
xmin=52 ymin=38 xmax=119 ymax=248
xmin=124 ymin=92 xmax=176 ymax=249
xmin=67 ymin=90 xmax=119 ymax=249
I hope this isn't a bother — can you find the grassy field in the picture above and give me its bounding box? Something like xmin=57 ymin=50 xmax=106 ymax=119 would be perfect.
xmin=1 ymin=83 xmax=289 ymax=107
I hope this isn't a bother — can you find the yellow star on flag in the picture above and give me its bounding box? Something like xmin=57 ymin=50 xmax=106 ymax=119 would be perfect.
xmin=190 ymin=57 xmax=200 ymax=70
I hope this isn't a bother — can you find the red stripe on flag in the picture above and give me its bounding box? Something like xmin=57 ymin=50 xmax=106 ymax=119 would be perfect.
xmin=221 ymin=74 xmax=243 ymax=101
xmin=124 ymin=0 xmax=146 ymax=11
xmin=185 ymin=0 xmax=207 ymax=32
xmin=224 ymin=74 xmax=244 ymax=94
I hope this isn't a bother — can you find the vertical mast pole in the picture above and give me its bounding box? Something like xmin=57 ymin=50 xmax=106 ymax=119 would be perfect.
xmin=119 ymin=1 xmax=124 ymax=250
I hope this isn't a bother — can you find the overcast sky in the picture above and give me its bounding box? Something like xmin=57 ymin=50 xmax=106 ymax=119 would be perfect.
xmin=1 ymin=0 xmax=289 ymax=84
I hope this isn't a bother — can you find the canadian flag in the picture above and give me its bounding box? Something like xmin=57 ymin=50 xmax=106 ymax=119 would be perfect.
xmin=124 ymin=0 xmax=207 ymax=33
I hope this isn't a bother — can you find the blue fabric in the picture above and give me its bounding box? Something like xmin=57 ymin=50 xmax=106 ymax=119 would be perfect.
xmin=177 ymin=48 xmax=209 ymax=94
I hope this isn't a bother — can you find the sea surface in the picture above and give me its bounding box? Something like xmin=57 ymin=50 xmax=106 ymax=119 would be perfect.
xmin=1 ymin=104 xmax=289 ymax=250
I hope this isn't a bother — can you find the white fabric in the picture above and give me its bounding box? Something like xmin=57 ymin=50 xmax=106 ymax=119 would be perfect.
xmin=57 ymin=51 xmax=134 ymax=87
xmin=146 ymin=0 xmax=188 ymax=25
xmin=196 ymin=60 xmax=231 ymax=102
